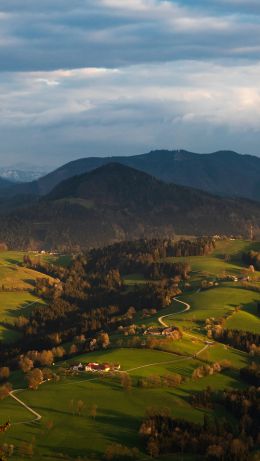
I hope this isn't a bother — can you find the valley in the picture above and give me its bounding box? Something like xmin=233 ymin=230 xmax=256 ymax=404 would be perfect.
xmin=1 ymin=0 xmax=260 ymax=459
xmin=0 ymin=238 xmax=259 ymax=460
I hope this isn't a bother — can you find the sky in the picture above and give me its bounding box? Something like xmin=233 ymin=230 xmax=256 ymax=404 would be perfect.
xmin=0 ymin=0 xmax=260 ymax=167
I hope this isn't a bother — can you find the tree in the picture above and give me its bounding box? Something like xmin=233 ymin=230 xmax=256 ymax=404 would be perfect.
xmin=99 ymin=332 xmax=110 ymax=349
xmin=19 ymin=441 xmax=34 ymax=458
xmin=90 ymin=404 xmax=97 ymax=419
xmin=19 ymin=356 xmax=34 ymax=373
xmin=147 ymin=438 xmax=160 ymax=458
xmin=230 ymin=438 xmax=247 ymax=461
xmin=77 ymin=399 xmax=85 ymax=416
xmin=0 ymin=383 xmax=12 ymax=400
xmin=52 ymin=346 xmax=65 ymax=359
xmin=69 ymin=344 xmax=78 ymax=355
xmin=41 ymin=368 xmax=53 ymax=381
xmin=38 ymin=350 xmax=54 ymax=367
xmin=105 ymin=443 xmax=140 ymax=460
xmin=0 ymin=367 xmax=10 ymax=381
xmin=0 ymin=443 xmax=14 ymax=459
xmin=120 ymin=372 xmax=132 ymax=392
xmin=45 ymin=420 xmax=54 ymax=431
xmin=27 ymin=368 xmax=43 ymax=390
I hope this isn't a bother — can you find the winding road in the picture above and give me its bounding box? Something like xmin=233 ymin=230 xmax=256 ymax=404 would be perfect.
xmin=158 ymin=296 xmax=191 ymax=327
xmin=7 ymin=295 xmax=209 ymax=426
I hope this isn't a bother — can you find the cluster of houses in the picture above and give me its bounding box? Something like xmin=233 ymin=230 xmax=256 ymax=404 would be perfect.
xmin=70 ymin=362 xmax=120 ymax=373
xmin=220 ymin=274 xmax=250 ymax=283
xmin=143 ymin=326 xmax=180 ymax=337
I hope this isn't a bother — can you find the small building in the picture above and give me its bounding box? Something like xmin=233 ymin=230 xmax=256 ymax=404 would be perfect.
xmin=71 ymin=362 xmax=84 ymax=372
xmin=85 ymin=362 xmax=100 ymax=372
xmin=144 ymin=326 xmax=180 ymax=337
xmin=100 ymin=363 xmax=111 ymax=372
xmin=144 ymin=327 xmax=163 ymax=336
xmin=85 ymin=362 xmax=111 ymax=373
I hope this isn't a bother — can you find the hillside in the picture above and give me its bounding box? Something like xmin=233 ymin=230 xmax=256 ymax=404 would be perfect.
xmin=1 ymin=238 xmax=259 ymax=460
xmin=1 ymin=163 xmax=260 ymax=250
xmin=0 ymin=176 xmax=13 ymax=190
xmin=6 ymin=149 xmax=260 ymax=201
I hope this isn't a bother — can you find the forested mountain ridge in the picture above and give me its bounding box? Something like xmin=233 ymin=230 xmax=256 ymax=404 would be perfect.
xmin=0 ymin=177 xmax=14 ymax=189
xmin=1 ymin=163 xmax=259 ymax=250
xmin=4 ymin=149 xmax=260 ymax=201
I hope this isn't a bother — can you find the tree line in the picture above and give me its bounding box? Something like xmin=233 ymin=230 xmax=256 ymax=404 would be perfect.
xmin=140 ymin=386 xmax=260 ymax=459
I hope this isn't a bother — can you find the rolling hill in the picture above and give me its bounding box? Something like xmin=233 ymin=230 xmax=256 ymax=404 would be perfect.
xmin=1 ymin=163 xmax=259 ymax=250
xmin=5 ymin=149 xmax=260 ymax=201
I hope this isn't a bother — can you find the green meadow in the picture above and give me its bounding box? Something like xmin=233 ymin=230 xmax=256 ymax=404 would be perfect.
xmin=0 ymin=347 xmax=248 ymax=461
xmin=0 ymin=239 xmax=259 ymax=460
xmin=164 ymin=287 xmax=259 ymax=324
xmin=0 ymin=291 xmax=44 ymax=342
xmin=0 ymin=251 xmax=53 ymax=342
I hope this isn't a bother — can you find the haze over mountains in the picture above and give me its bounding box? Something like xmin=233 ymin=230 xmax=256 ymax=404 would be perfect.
xmin=2 ymin=150 xmax=260 ymax=202
xmin=1 ymin=163 xmax=259 ymax=250
xmin=0 ymin=165 xmax=49 ymax=183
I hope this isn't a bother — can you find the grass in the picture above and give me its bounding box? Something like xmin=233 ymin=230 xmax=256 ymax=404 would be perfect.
xmin=0 ymin=292 xmax=45 ymax=342
xmin=225 ymin=303 xmax=260 ymax=333
xmin=212 ymin=239 xmax=260 ymax=258
xmin=205 ymin=343 xmax=251 ymax=369
xmin=0 ymin=251 xmax=52 ymax=342
xmin=166 ymin=287 xmax=259 ymax=324
xmin=0 ymin=264 xmax=52 ymax=291
xmin=0 ymin=240 xmax=259 ymax=460
xmin=1 ymin=347 xmax=247 ymax=461
xmin=0 ymin=394 xmax=32 ymax=424
xmin=0 ymin=249 xmax=71 ymax=268
xmin=61 ymin=348 xmax=192 ymax=376
xmin=123 ymin=273 xmax=149 ymax=286
xmin=163 ymin=239 xmax=260 ymax=285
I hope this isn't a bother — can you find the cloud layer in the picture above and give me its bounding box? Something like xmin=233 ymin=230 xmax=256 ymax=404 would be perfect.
xmin=0 ymin=0 xmax=259 ymax=165
xmin=0 ymin=0 xmax=260 ymax=71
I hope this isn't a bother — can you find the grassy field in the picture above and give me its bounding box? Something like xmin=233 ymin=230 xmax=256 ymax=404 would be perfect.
xmin=163 ymin=239 xmax=260 ymax=282
xmin=0 ymin=347 xmax=247 ymax=461
xmin=0 ymin=251 xmax=52 ymax=342
xmin=0 ymin=250 xmax=71 ymax=268
xmin=0 ymin=291 xmax=45 ymax=342
xmin=60 ymin=348 xmax=201 ymax=378
xmin=225 ymin=300 xmax=260 ymax=332
xmin=123 ymin=273 xmax=150 ymax=286
xmin=165 ymin=287 xmax=259 ymax=324
xmin=0 ymin=240 xmax=259 ymax=460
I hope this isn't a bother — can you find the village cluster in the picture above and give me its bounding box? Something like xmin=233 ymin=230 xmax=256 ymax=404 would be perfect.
xmin=70 ymin=362 xmax=121 ymax=373
xmin=143 ymin=326 xmax=181 ymax=337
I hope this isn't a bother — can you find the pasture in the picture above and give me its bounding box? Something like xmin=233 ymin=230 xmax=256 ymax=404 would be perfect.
xmin=167 ymin=287 xmax=259 ymax=325
xmin=0 ymin=347 xmax=247 ymax=461
xmin=0 ymin=251 xmax=52 ymax=342
xmin=0 ymin=240 xmax=259 ymax=460
xmin=0 ymin=291 xmax=44 ymax=342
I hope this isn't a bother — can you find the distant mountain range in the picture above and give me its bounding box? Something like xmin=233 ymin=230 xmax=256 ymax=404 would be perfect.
xmin=0 ymin=165 xmax=49 ymax=183
xmin=1 ymin=163 xmax=259 ymax=250
xmin=3 ymin=150 xmax=260 ymax=201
